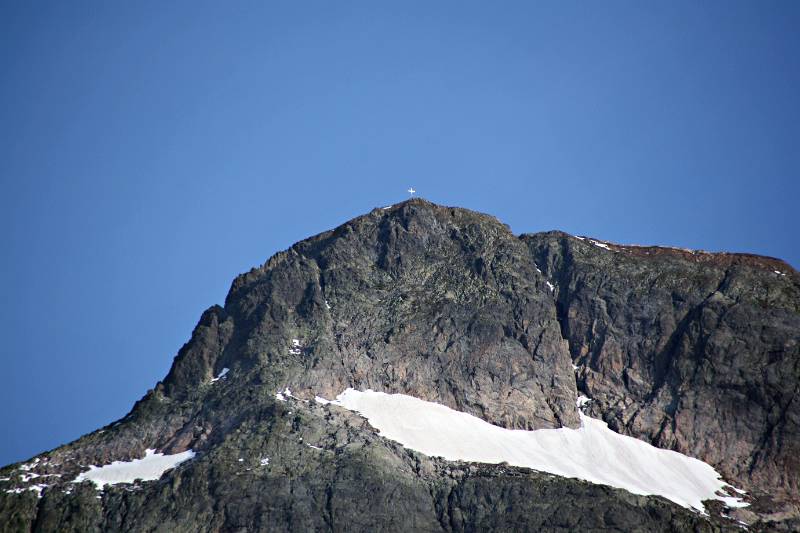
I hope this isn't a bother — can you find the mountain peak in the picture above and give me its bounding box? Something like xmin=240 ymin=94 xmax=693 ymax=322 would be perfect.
xmin=2 ymin=201 xmax=798 ymax=531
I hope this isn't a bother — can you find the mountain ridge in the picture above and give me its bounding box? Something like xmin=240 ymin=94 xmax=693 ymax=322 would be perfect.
xmin=2 ymin=198 xmax=798 ymax=532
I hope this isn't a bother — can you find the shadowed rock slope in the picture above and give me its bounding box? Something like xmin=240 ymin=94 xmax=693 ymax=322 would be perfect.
xmin=1 ymin=199 xmax=797 ymax=532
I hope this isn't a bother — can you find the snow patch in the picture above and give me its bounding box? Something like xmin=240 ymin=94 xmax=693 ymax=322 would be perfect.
xmin=289 ymin=339 xmax=303 ymax=355
xmin=5 ymin=484 xmax=47 ymax=497
xmin=259 ymin=457 xmax=269 ymax=466
xmin=589 ymin=240 xmax=612 ymax=250
xmin=276 ymin=388 xmax=307 ymax=403
xmin=545 ymin=281 xmax=555 ymax=292
xmin=718 ymin=495 xmax=750 ymax=509
xmin=19 ymin=459 xmax=39 ymax=471
xmin=319 ymin=389 xmax=748 ymax=513
xmin=72 ymin=449 xmax=195 ymax=490
xmin=18 ymin=472 xmax=55 ymax=483
xmin=325 ymin=300 xmax=331 ymax=309
xmin=210 ymin=368 xmax=229 ymax=383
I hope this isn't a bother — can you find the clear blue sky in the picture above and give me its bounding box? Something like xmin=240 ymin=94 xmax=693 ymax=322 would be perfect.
xmin=1 ymin=1 xmax=798 ymax=466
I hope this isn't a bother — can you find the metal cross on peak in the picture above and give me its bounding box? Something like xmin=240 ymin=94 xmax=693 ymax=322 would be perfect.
xmin=407 ymin=187 xmax=416 ymax=196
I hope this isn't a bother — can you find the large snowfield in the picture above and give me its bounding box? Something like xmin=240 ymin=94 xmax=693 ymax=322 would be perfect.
xmin=319 ymin=389 xmax=748 ymax=513
xmin=73 ymin=449 xmax=195 ymax=489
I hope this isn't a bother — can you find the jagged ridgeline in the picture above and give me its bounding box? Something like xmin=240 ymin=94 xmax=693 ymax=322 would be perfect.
xmin=1 ymin=199 xmax=798 ymax=532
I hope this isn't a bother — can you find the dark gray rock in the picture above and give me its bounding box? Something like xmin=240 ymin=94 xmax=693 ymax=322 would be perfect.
xmin=1 ymin=199 xmax=796 ymax=532
xmin=524 ymin=231 xmax=800 ymax=524
xmin=0 ymin=394 xmax=742 ymax=533
xmin=162 ymin=200 xmax=579 ymax=431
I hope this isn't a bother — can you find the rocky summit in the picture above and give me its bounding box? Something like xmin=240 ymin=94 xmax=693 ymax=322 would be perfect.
xmin=1 ymin=199 xmax=798 ymax=532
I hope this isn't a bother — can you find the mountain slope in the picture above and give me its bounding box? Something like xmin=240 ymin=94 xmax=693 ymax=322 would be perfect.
xmin=525 ymin=230 xmax=800 ymax=523
xmin=1 ymin=199 xmax=797 ymax=532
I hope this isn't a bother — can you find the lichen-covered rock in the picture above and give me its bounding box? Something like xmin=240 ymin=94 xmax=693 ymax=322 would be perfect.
xmin=524 ymin=231 xmax=800 ymax=524
xmin=1 ymin=199 xmax=796 ymax=532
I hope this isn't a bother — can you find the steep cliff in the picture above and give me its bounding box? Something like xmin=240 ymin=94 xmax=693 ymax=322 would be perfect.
xmin=525 ymin=231 xmax=800 ymax=525
xmin=1 ymin=199 xmax=797 ymax=532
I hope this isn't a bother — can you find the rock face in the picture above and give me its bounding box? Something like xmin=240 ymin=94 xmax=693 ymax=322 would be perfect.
xmin=164 ymin=200 xmax=579 ymax=431
xmin=1 ymin=199 xmax=797 ymax=532
xmin=525 ymin=232 xmax=800 ymax=524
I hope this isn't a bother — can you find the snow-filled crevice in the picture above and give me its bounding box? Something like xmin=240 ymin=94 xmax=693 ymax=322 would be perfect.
xmin=316 ymin=389 xmax=748 ymax=513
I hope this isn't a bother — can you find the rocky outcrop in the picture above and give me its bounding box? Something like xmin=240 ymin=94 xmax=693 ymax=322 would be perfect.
xmin=0 ymin=392 xmax=748 ymax=533
xmin=525 ymin=231 xmax=800 ymax=523
xmin=1 ymin=199 xmax=797 ymax=532
xmin=162 ymin=200 xmax=580 ymax=431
